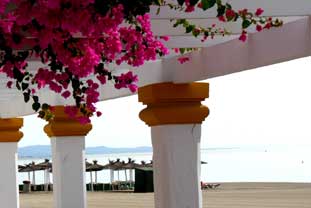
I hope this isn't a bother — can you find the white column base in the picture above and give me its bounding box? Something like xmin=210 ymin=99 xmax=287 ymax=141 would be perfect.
xmin=0 ymin=142 xmax=19 ymax=208
xmin=151 ymin=124 xmax=202 ymax=208
xmin=51 ymin=136 xmax=86 ymax=208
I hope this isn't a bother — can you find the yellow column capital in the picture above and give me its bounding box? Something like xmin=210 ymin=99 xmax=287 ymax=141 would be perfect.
xmin=138 ymin=82 xmax=209 ymax=126
xmin=44 ymin=106 xmax=92 ymax=137
xmin=0 ymin=118 xmax=24 ymax=142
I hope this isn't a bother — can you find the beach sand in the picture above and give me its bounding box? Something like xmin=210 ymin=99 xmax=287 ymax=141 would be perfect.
xmin=20 ymin=183 xmax=311 ymax=208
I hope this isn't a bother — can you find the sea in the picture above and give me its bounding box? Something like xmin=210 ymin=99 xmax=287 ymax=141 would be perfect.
xmin=17 ymin=145 xmax=311 ymax=185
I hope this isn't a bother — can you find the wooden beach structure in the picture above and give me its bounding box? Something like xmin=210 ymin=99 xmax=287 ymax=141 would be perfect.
xmin=1 ymin=1 xmax=311 ymax=208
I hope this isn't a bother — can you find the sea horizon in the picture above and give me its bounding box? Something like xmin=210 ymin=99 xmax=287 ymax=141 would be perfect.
xmin=17 ymin=144 xmax=311 ymax=185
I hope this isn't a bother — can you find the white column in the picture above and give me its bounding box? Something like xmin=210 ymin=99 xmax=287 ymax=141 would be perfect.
xmin=0 ymin=143 xmax=20 ymax=208
xmin=138 ymin=82 xmax=209 ymax=208
xmin=51 ymin=136 xmax=86 ymax=208
xmin=152 ymin=124 xmax=202 ymax=208
xmin=44 ymin=106 xmax=92 ymax=208
xmin=0 ymin=118 xmax=23 ymax=208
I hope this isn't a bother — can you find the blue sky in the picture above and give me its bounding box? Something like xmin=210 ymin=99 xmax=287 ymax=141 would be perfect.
xmin=19 ymin=56 xmax=311 ymax=149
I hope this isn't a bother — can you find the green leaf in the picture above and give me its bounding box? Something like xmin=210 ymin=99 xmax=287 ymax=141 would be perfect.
xmin=23 ymin=92 xmax=30 ymax=103
xmin=177 ymin=0 xmax=185 ymax=6
xmin=22 ymin=83 xmax=29 ymax=91
xmin=154 ymin=0 xmax=163 ymax=6
xmin=41 ymin=103 xmax=49 ymax=110
xmin=185 ymin=25 xmax=195 ymax=33
xmin=72 ymin=78 xmax=80 ymax=90
xmin=190 ymin=0 xmax=199 ymax=6
xmin=225 ymin=3 xmax=232 ymax=9
xmin=13 ymin=67 xmax=24 ymax=82
xmin=179 ymin=48 xmax=186 ymax=54
xmin=201 ymin=0 xmax=216 ymax=10
xmin=192 ymin=29 xmax=200 ymax=37
xmin=38 ymin=110 xmax=45 ymax=118
xmin=217 ymin=5 xmax=226 ymax=17
xmin=32 ymin=102 xmax=41 ymax=112
xmin=173 ymin=19 xmax=186 ymax=28
xmin=32 ymin=96 xmax=39 ymax=103
xmin=156 ymin=7 xmax=161 ymax=15
xmin=16 ymin=82 xmax=21 ymax=90
xmin=242 ymin=19 xmax=252 ymax=29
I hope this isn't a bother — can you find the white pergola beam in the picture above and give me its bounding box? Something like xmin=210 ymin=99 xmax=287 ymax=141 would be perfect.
xmin=151 ymin=16 xmax=303 ymax=36
xmin=164 ymin=16 xmax=311 ymax=82
xmin=150 ymin=0 xmax=311 ymax=19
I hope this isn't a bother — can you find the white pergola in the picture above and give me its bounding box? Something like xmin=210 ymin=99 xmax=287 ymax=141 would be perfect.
xmin=0 ymin=1 xmax=311 ymax=208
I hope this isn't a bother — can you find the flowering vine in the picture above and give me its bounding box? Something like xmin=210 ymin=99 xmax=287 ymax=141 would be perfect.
xmin=0 ymin=0 xmax=282 ymax=124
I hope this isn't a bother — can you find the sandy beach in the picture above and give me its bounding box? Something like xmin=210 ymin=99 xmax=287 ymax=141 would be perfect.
xmin=19 ymin=183 xmax=311 ymax=208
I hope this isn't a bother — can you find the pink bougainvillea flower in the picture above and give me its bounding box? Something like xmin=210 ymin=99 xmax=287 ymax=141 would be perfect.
xmin=239 ymin=31 xmax=247 ymax=42
xmin=64 ymin=106 xmax=80 ymax=119
xmin=184 ymin=0 xmax=195 ymax=12
xmin=114 ymin=71 xmax=139 ymax=93
xmin=96 ymin=111 xmax=102 ymax=117
xmin=6 ymin=81 xmax=13 ymax=88
xmin=264 ymin=22 xmax=272 ymax=29
xmin=255 ymin=8 xmax=264 ymax=16
xmin=185 ymin=5 xmax=195 ymax=12
xmin=238 ymin=9 xmax=248 ymax=16
xmin=225 ymin=9 xmax=236 ymax=19
xmin=218 ymin=16 xmax=226 ymax=22
xmin=160 ymin=36 xmax=170 ymax=41
xmin=77 ymin=116 xmax=91 ymax=125
xmin=61 ymin=91 xmax=71 ymax=99
xmin=256 ymin=25 xmax=263 ymax=32
xmin=177 ymin=57 xmax=190 ymax=64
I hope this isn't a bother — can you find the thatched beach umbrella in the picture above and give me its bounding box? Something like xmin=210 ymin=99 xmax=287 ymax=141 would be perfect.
xmin=85 ymin=159 xmax=93 ymax=187
xmin=140 ymin=160 xmax=153 ymax=168
xmin=36 ymin=159 xmax=52 ymax=169
xmin=19 ymin=162 xmax=42 ymax=185
xmin=18 ymin=165 xmax=25 ymax=171
xmin=36 ymin=159 xmax=52 ymax=191
xmin=85 ymin=159 xmax=92 ymax=169
xmin=103 ymin=159 xmax=126 ymax=182
xmin=18 ymin=164 xmax=32 ymax=181
xmin=123 ymin=158 xmax=140 ymax=182
xmin=18 ymin=164 xmax=27 ymax=179
xmin=86 ymin=160 xmax=104 ymax=191
xmin=145 ymin=161 xmax=153 ymax=168
xmin=102 ymin=160 xmax=117 ymax=183
xmin=114 ymin=159 xmax=127 ymax=181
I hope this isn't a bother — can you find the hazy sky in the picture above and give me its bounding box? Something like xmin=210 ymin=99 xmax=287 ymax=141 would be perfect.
xmin=19 ymin=56 xmax=311 ymax=149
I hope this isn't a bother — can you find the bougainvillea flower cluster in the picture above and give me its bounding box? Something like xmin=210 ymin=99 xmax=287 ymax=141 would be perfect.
xmin=0 ymin=0 xmax=283 ymax=124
